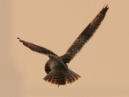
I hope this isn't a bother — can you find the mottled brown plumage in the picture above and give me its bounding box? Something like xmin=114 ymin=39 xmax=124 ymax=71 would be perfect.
xmin=60 ymin=5 xmax=109 ymax=63
xmin=17 ymin=5 xmax=109 ymax=86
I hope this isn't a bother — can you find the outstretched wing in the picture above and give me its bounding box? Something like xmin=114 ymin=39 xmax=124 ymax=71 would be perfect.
xmin=60 ymin=5 xmax=109 ymax=63
xmin=17 ymin=37 xmax=58 ymax=57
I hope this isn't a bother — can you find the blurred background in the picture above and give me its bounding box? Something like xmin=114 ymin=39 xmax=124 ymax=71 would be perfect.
xmin=0 ymin=0 xmax=129 ymax=97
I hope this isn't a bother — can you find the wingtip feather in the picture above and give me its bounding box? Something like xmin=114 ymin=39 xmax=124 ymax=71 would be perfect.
xmin=17 ymin=37 xmax=22 ymax=42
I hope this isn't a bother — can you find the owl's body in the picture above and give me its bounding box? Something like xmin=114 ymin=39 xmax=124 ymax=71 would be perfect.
xmin=18 ymin=5 xmax=109 ymax=86
xmin=44 ymin=56 xmax=80 ymax=85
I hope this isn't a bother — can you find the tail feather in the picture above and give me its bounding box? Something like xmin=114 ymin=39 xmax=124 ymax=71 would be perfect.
xmin=66 ymin=70 xmax=80 ymax=84
xmin=43 ymin=69 xmax=80 ymax=86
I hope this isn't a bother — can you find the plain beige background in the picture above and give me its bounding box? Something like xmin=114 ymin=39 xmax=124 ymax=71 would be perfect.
xmin=1 ymin=0 xmax=129 ymax=97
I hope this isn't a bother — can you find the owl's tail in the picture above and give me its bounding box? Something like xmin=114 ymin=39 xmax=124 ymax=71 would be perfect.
xmin=43 ymin=69 xmax=80 ymax=86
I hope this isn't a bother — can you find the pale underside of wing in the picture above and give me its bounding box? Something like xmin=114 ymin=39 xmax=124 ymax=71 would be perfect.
xmin=17 ymin=37 xmax=58 ymax=57
xmin=60 ymin=5 xmax=109 ymax=64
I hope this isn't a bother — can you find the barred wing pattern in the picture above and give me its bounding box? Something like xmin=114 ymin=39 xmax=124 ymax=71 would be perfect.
xmin=60 ymin=5 xmax=109 ymax=63
xmin=17 ymin=37 xmax=57 ymax=57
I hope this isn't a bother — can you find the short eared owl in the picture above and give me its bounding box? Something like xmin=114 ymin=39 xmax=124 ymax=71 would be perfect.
xmin=18 ymin=5 xmax=109 ymax=86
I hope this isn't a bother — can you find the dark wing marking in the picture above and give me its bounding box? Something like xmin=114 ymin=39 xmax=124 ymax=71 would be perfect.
xmin=60 ymin=5 xmax=109 ymax=63
xmin=17 ymin=37 xmax=58 ymax=57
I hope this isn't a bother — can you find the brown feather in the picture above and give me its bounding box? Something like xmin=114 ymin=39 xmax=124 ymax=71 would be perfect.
xmin=60 ymin=5 xmax=109 ymax=63
xmin=43 ymin=69 xmax=80 ymax=86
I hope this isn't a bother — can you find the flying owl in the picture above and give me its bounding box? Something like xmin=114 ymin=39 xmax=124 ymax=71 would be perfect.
xmin=17 ymin=5 xmax=109 ymax=86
